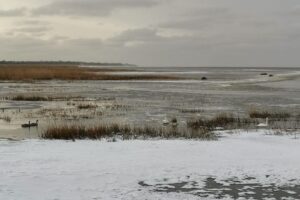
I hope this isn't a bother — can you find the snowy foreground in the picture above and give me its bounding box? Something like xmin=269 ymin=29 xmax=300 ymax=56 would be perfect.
xmin=1 ymin=130 xmax=300 ymax=200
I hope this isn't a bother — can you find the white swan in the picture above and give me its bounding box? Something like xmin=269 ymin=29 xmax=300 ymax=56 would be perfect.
xmin=162 ymin=117 xmax=169 ymax=125
xmin=257 ymin=117 xmax=268 ymax=127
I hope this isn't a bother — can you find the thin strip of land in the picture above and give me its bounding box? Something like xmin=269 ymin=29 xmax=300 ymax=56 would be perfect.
xmin=0 ymin=64 xmax=178 ymax=81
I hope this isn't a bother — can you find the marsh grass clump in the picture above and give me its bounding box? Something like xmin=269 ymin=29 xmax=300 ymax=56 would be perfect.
xmin=43 ymin=124 xmax=124 ymax=140
xmin=7 ymin=95 xmax=84 ymax=102
xmin=104 ymin=104 xmax=132 ymax=111
xmin=249 ymin=109 xmax=291 ymax=119
xmin=188 ymin=113 xmax=257 ymax=130
xmin=269 ymin=120 xmax=299 ymax=133
xmin=0 ymin=116 xmax=11 ymax=123
xmin=42 ymin=123 xmax=215 ymax=140
xmin=77 ymin=104 xmax=98 ymax=109
xmin=67 ymin=101 xmax=76 ymax=106
xmin=297 ymin=114 xmax=300 ymax=121
xmin=10 ymin=95 xmax=51 ymax=101
xmin=180 ymin=108 xmax=203 ymax=113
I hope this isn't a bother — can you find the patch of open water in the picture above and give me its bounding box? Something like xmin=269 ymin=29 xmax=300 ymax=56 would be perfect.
xmin=139 ymin=176 xmax=300 ymax=199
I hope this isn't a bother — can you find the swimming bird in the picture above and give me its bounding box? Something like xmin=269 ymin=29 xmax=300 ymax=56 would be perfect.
xmin=257 ymin=117 xmax=268 ymax=127
xmin=21 ymin=120 xmax=38 ymax=128
xmin=21 ymin=121 xmax=31 ymax=128
xmin=30 ymin=120 xmax=39 ymax=127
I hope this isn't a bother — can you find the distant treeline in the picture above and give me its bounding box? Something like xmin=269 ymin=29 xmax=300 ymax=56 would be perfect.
xmin=0 ymin=60 xmax=136 ymax=67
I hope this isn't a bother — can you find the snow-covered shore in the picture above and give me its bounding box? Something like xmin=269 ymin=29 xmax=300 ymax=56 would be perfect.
xmin=0 ymin=130 xmax=299 ymax=199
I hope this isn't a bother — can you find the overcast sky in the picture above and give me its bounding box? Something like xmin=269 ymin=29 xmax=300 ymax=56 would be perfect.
xmin=0 ymin=0 xmax=300 ymax=67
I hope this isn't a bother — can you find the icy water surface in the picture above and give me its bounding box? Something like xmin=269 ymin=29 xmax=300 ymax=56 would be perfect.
xmin=139 ymin=176 xmax=300 ymax=199
xmin=0 ymin=67 xmax=299 ymax=139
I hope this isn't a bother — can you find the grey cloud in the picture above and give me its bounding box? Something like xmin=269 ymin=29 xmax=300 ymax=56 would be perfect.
xmin=160 ymin=7 xmax=233 ymax=29
xmin=0 ymin=36 xmax=50 ymax=50
xmin=1 ymin=0 xmax=300 ymax=67
xmin=9 ymin=21 xmax=52 ymax=36
xmin=1 ymin=28 xmax=300 ymax=67
xmin=160 ymin=6 xmax=276 ymax=32
xmin=105 ymin=27 xmax=242 ymax=53
xmin=161 ymin=18 xmax=216 ymax=31
xmin=107 ymin=28 xmax=162 ymax=46
xmin=100 ymin=25 xmax=300 ymax=65
xmin=13 ymin=27 xmax=51 ymax=34
xmin=0 ymin=35 xmax=104 ymax=61
xmin=0 ymin=8 xmax=26 ymax=17
xmin=104 ymin=35 xmax=300 ymax=67
xmin=286 ymin=6 xmax=300 ymax=16
xmin=107 ymin=23 xmax=286 ymax=50
xmin=15 ymin=20 xmax=50 ymax=26
xmin=66 ymin=38 xmax=103 ymax=47
xmin=32 ymin=0 xmax=158 ymax=16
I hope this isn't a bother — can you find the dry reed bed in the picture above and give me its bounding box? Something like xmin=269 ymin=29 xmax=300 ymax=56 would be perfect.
xmin=188 ymin=112 xmax=299 ymax=132
xmin=249 ymin=109 xmax=291 ymax=119
xmin=77 ymin=104 xmax=98 ymax=109
xmin=187 ymin=113 xmax=258 ymax=130
xmin=3 ymin=95 xmax=89 ymax=102
xmin=0 ymin=64 xmax=177 ymax=81
xmin=42 ymin=123 xmax=214 ymax=140
xmin=42 ymin=111 xmax=299 ymax=140
xmin=9 ymin=95 xmax=51 ymax=101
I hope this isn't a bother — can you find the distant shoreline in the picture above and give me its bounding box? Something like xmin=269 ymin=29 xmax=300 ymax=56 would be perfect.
xmin=0 ymin=61 xmax=136 ymax=67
